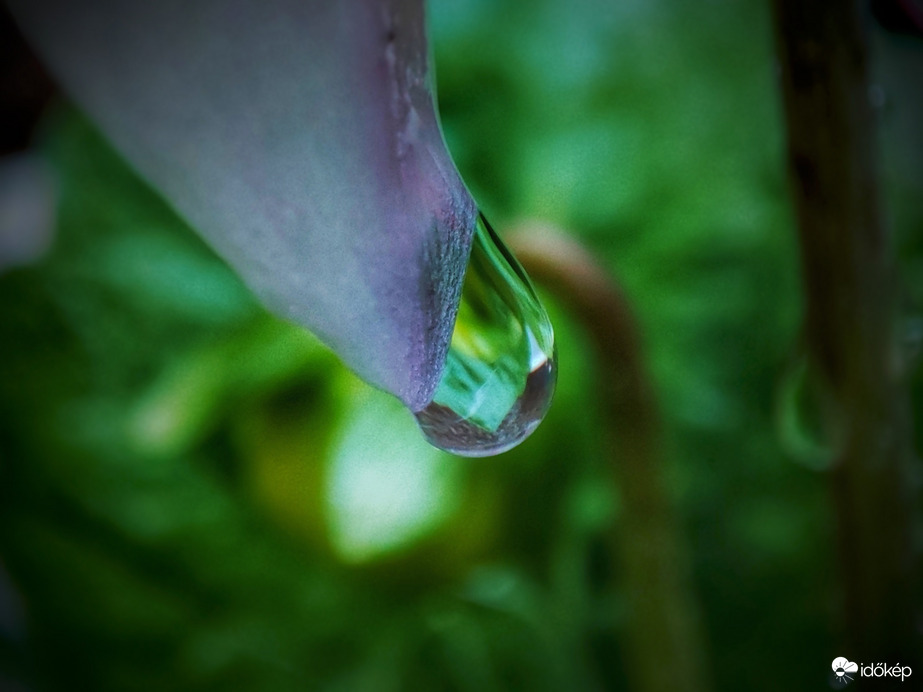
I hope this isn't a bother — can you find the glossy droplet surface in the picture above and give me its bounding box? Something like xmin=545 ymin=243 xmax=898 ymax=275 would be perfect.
xmin=415 ymin=214 xmax=557 ymax=456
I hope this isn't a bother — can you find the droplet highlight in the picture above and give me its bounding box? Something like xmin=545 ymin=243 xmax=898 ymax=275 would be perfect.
xmin=415 ymin=213 xmax=557 ymax=457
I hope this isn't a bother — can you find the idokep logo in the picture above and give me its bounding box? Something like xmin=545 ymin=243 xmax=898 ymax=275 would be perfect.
xmin=831 ymin=657 xmax=913 ymax=685
xmin=832 ymin=658 xmax=858 ymax=685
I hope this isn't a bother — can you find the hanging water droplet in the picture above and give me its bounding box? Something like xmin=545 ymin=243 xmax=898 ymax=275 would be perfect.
xmin=414 ymin=213 xmax=557 ymax=457
xmin=900 ymin=315 xmax=923 ymax=376
xmin=776 ymin=353 xmax=843 ymax=470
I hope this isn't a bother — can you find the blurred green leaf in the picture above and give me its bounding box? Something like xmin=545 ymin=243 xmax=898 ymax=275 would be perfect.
xmin=1 ymin=1 xmax=920 ymax=690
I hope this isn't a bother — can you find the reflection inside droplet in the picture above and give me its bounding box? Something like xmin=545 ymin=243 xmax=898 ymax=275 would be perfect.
xmin=415 ymin=213 xmax=557 ymax=456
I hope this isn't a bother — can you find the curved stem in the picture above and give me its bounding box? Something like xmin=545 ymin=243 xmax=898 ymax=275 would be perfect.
xmin=508 ymin=224 xmax=711 ymax=692
xmin=772 ymin=0 xmax=920 ymax=659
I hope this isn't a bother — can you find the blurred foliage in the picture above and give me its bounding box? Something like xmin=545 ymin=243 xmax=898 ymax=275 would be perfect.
xmin=1 ymin=0 xmax=921 ymax=690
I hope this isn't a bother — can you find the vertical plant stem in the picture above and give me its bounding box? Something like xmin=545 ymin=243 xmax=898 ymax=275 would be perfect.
xmin=771 ymin=0 xmax=919 ymax=658
xmin=509 ymin=227 xmax=710 ymax=692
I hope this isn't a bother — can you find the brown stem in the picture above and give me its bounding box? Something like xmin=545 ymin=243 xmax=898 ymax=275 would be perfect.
xmin=771 ymin=0 xmax=919 ymax=659
xmin=508 ymin=224 xmax=711 ymax=692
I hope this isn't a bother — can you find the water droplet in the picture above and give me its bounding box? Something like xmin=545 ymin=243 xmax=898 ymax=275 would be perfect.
xmin=415 ymin=213 xmax=557 ymax=457
xmin=776 ymin=353 xmax=843 ymax=470
xmin=900 ymin=315 xmax=923 ymax=376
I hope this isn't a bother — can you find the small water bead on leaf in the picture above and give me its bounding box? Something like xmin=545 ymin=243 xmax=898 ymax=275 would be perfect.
xmin=414 ymin=214 xmax=557 ymax=457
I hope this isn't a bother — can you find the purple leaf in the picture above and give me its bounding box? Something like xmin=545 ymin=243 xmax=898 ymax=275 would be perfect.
xmin=11 ymin=0 xmax=477 ymax=410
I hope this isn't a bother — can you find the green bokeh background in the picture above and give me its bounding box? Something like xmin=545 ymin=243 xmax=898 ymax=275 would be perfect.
xmin=1 ymin=1 xmax=921 ymax=690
